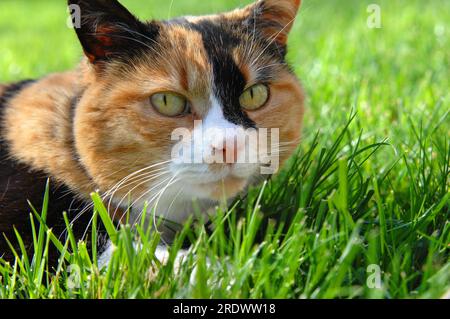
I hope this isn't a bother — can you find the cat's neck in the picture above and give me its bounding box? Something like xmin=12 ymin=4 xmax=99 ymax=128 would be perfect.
xmin=128 ymin=188 xmax=219 ymax=243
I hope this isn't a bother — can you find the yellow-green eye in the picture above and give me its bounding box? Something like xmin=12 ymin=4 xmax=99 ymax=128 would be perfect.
xmin=239 ymin=84 xmax=270 ymax=111
xmin=151 ymin=92 xmax=188 ymax=117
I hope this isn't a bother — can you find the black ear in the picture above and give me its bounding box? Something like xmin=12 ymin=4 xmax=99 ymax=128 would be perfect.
xmin=68 ymin=0 xmax=159 ymax=64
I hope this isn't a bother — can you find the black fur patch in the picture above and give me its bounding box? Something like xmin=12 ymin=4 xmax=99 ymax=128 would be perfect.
xmin=69 ymin=91 xmax=95 ymax=183
xmin=0 ymin=80 xmax=35 ymax=107
xmin=189 ymin=20 xmax=256 ymax=128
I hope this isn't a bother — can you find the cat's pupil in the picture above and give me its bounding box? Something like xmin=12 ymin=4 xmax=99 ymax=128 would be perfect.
xmin=250 ymin=88 xmax=254 ymax=99
xmin=163 ymin=95 xmax=167 ymax=106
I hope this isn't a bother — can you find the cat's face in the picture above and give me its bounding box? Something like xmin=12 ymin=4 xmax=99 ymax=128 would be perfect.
xmin=71 ymin=0 xmax=304 ymax=210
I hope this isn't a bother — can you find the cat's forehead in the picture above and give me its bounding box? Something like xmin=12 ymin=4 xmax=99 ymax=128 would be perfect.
xmin=162 ymin=13 xmax=247 ymax=48
xmin=151 ymin=24 xmax=213 ymax=99
xmin=149 ymin=14 xmax=279 ymax=87
xmin=160 ymin=17 xmax=258 ymax=126
xmin=120 ymin=12 xmax=289 ymax=125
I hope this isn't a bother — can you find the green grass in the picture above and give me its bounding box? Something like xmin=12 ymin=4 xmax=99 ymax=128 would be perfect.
xmin=0 ymin=0 xmax=449 ymax=299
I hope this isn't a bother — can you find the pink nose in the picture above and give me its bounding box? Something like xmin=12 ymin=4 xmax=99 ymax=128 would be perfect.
xmin=212 ymin=139 xmax=239 ymax=164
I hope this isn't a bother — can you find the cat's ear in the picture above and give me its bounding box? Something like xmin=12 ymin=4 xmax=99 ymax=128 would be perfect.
xmin=67 ymin=0 xmax=159 ymax=64
xmin=248 ymin=0 xmax=302 ymax=47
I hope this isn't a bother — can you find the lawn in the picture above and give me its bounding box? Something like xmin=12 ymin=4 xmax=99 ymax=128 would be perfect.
xmin=0 ymin=0 xmax=448 ymax=299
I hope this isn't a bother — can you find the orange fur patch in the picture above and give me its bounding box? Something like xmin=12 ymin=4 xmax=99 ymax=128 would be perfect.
xmin=3 ymin=72 xmax=94 ymax=197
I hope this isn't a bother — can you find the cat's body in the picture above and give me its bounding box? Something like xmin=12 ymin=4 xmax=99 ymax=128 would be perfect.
xmin=0 ymin=0 xmax=304 ymax=263
xmin=0 ymin=76 xmax=98 ymax=261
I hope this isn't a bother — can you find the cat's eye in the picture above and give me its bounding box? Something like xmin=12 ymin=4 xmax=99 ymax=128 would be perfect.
xmin=151 ymin=92 xmax=188 ymax=117
xmin=239 ymin=84 xmax=270 ymax=111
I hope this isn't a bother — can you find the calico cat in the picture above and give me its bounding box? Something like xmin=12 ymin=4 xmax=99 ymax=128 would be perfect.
xmin=0 ymin=0 xmax=304 ymax=264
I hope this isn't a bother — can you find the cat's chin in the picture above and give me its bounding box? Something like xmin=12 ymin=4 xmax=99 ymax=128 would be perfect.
xmin=188 ymin=176 xmax=249 ymax=201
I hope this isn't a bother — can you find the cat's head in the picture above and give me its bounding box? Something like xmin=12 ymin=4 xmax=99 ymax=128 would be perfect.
xmin=69 ymin=0 xmax=304 ymax=209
